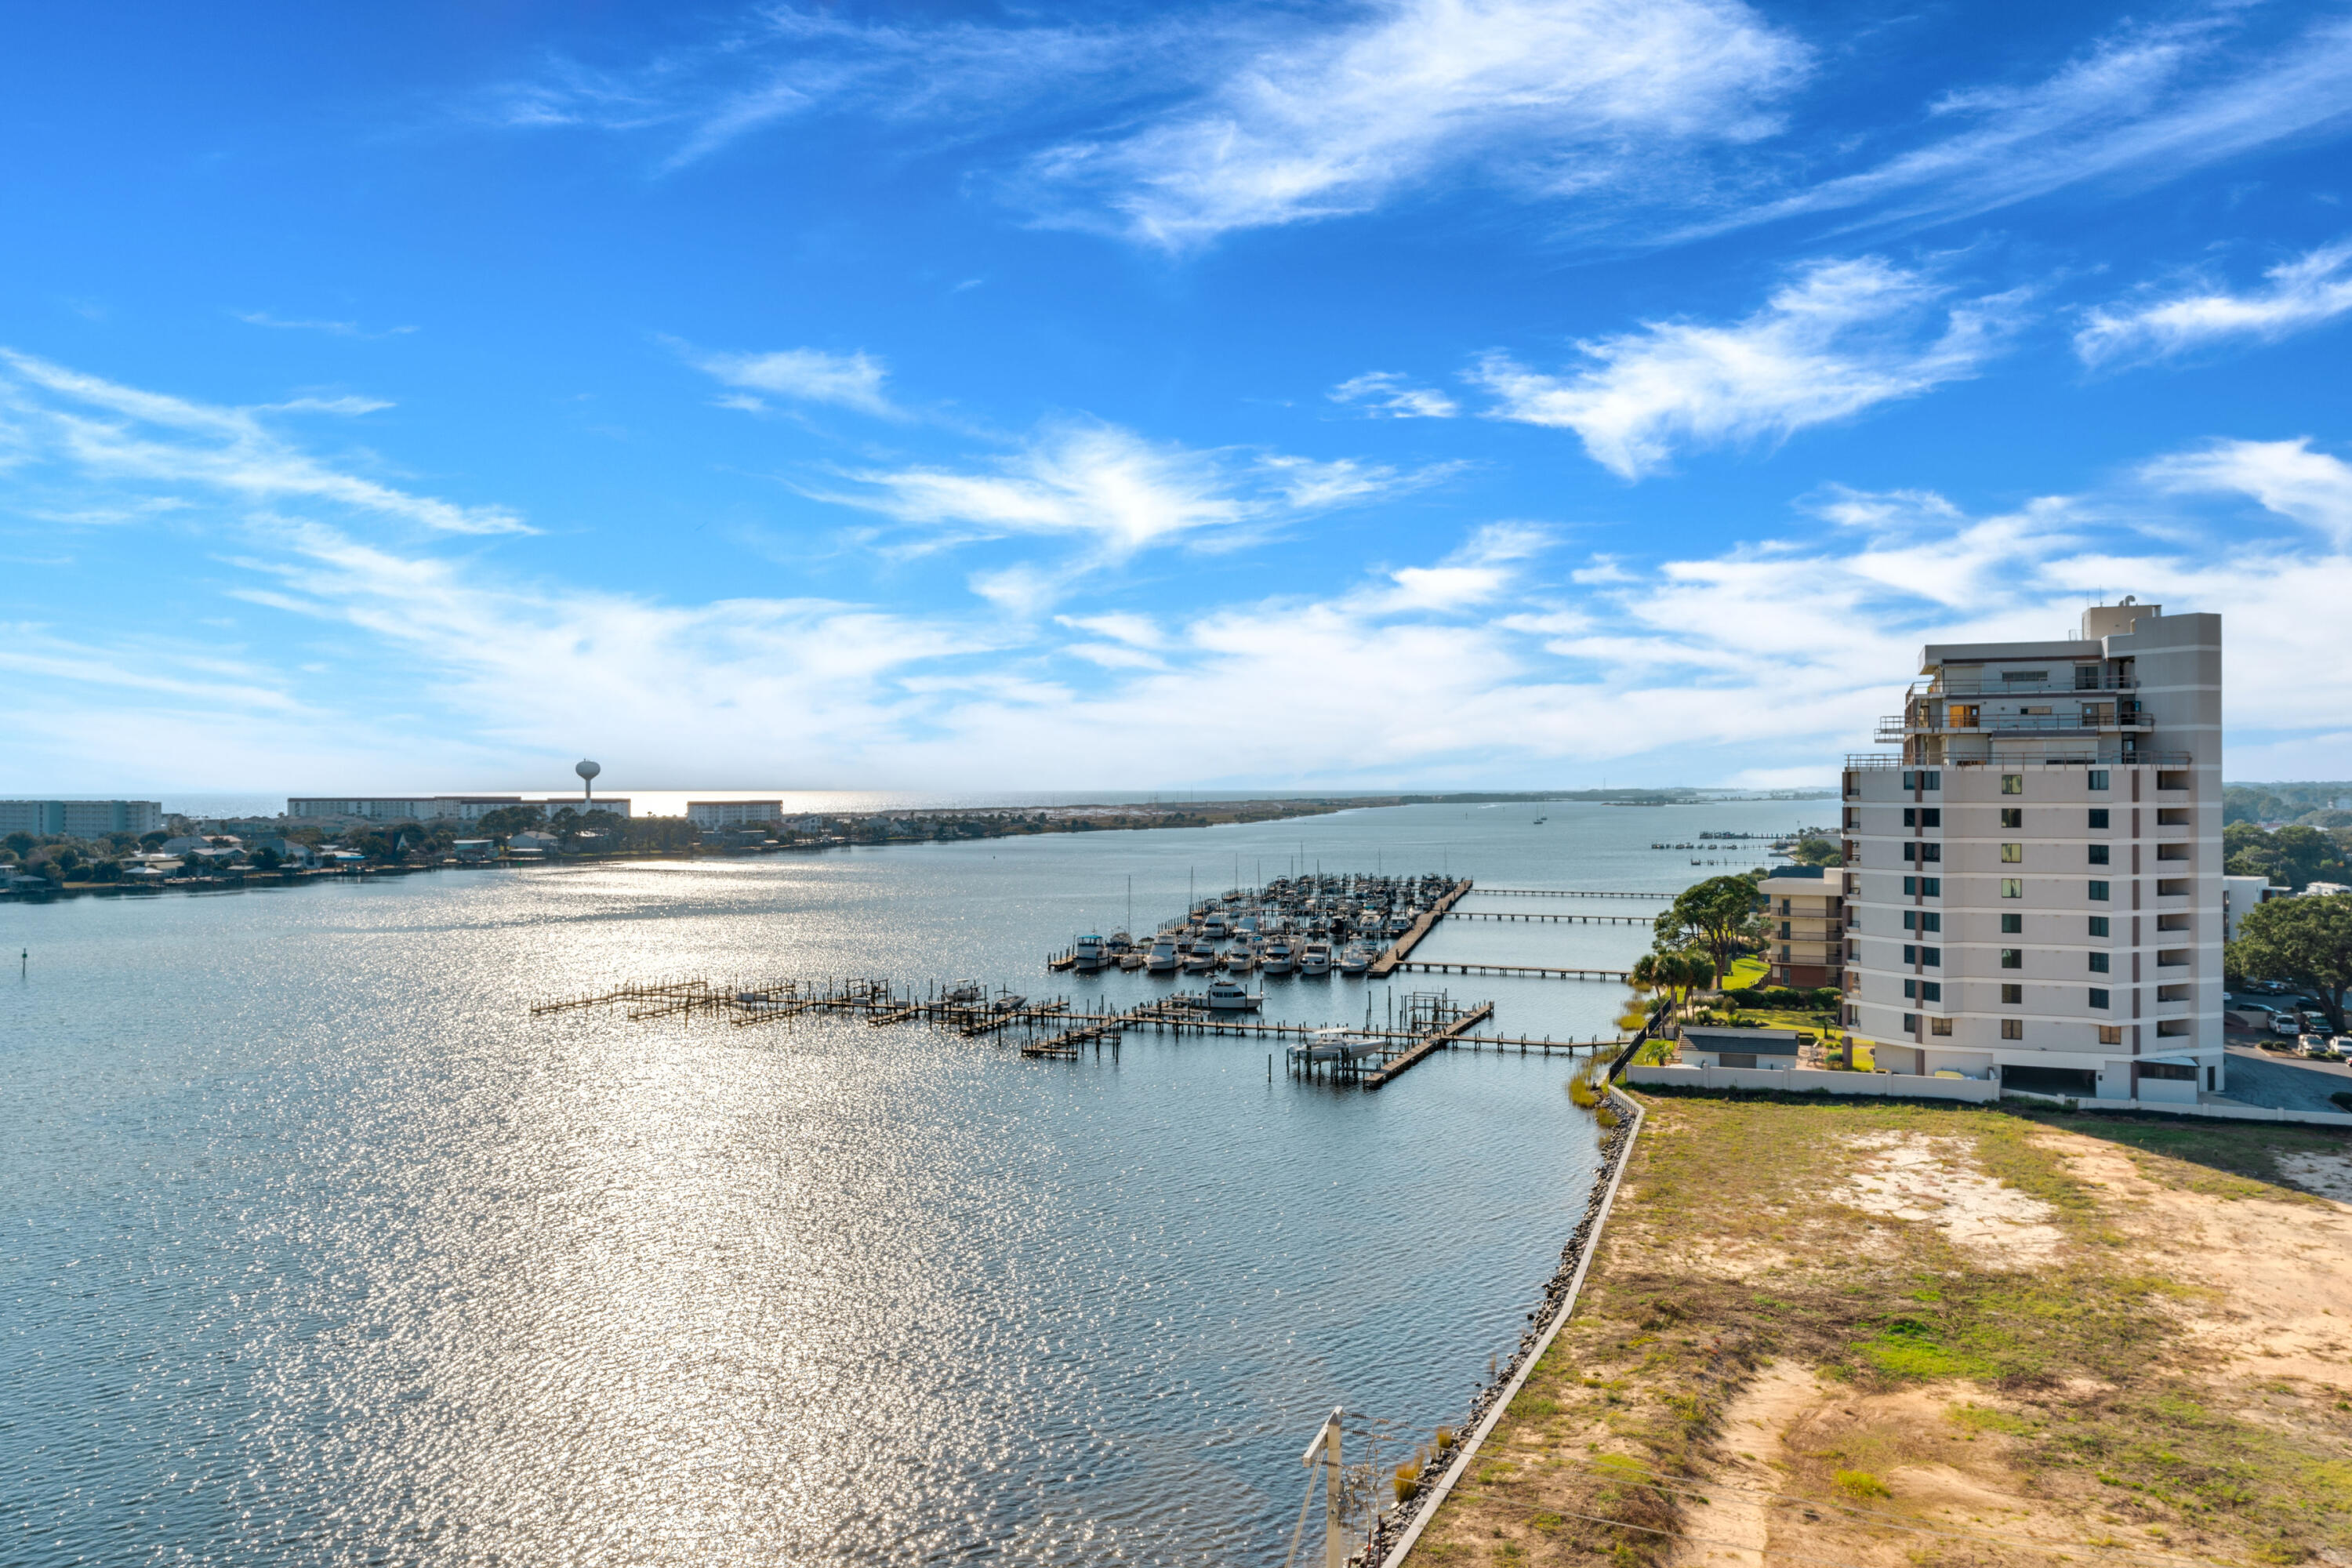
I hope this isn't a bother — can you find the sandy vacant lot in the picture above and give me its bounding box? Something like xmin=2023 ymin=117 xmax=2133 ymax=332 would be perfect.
xmin=1408 ymin=1096 xmax=2352 ymax=1568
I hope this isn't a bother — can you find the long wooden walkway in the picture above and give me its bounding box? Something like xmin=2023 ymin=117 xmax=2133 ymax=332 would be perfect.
xmin=1390 ymin=960 xmax=1631 ymax=981
xmin=1475 ymin=887 xmax=1677 ymax=899
xmin=1363 ymin=1003 xmax=1494 ymax=1088
xmin=1446 ymin=910 xmax=1652 ymax=926
xmin=1368 ymin=877 xmax=1475 ymax=978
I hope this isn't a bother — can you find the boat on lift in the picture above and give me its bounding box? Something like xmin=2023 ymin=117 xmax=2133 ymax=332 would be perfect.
xmin=943 ymin=980 xmax=985 ymax=1004
xmin=1295 ymin=1026 xmax=1379 ymax=1062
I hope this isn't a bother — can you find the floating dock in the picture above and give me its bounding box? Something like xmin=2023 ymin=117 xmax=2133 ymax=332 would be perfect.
xmin=1473 ymin=887 xmax=1676 ymax=899
xmin=1367 ymin=878 xmax=1474 ymax=978
xmin=1446 ymin=910 xmax=1652 ymax=926
xmin=1388 ymin=960 xmax=1632 ymax=982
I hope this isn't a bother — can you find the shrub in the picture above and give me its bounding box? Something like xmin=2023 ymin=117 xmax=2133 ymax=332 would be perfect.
xmin=1834 ymin=1469 xmax=1891 ymax=1499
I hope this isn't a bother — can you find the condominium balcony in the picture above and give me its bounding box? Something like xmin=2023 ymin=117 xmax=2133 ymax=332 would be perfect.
xmin=1916 ymin=674 xmax=2135 ymax=699
xmin=1873 ymin=710 xmax=2153 ymax=743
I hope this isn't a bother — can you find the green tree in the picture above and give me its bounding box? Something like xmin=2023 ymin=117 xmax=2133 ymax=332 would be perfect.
xmin=2223 ymin=822 xmax=2349 ymax=891
xmin=1630 ymin=949 xmax=1712 ymax=1012
xmin=2227 ymin=894 xmax=2352 ymax=1033
xmin=250 ymin=845 xmax=283 ymax=872
xmin=474 ymin=805 xmax=545 ymax=840
xmin=139 ymin=829 xmax=169 ymax=850
xmin=3 ymin=832 xmax=32 ymax=857
xmin=1653 ymin=875 xmax=1766 ymax=989
xmin=1785 ymin=835 xmax=1842 ymax=867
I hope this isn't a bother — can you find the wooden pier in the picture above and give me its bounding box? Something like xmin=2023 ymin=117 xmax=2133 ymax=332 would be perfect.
xmin=1368 ymin=877 xmax=1475 ymax=978
xmin=1389 ymin=960 xmax=1632 ymax=981
xmin=528 ymin=969 xmax=1624 ymax=1087
xmin=1446 ymin=910 xmax=1652 ymax=926
xmin=1474 ymin=887 xmax=1676 ymax=899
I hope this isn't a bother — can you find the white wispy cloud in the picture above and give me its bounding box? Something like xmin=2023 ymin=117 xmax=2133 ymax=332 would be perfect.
xmin=812 ymin=419 xmax=1440 ymax=561
xmin=1330 ymin=372 xmax=1458 ymax=419
xmin=2141 ymin=437 xmax=2352 ymax=548
xmin=683 ymin=343 xmax=901 ymax=419
xmin=0 ymin=350 xmax=529 ymax=536
xmin=1023 ymin=0 xmax=1806 ymax=247
xmin=1711 ymin=11 xmax=2352 ymax=238
xmin=1470 ymin=258 xmax=2025 ymax=478
xmin=2075 ymin=240 xmax=2352 ymax=365
xmin=234 ymin=311 xmax=417 ymax=339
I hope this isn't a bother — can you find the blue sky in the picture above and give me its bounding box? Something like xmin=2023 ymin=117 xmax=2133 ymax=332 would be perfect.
xmin=5 ymin=0 xmax=2352 ymax=796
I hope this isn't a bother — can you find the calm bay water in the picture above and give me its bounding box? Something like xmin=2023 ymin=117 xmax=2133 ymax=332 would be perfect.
xmin=2 ymin=800 xmax=1813 ymax=1564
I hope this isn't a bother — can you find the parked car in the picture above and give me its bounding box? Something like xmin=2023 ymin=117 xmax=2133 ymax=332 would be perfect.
xmin=2300 ymin=1034 xmax=2347 ymax=1059
xmin=2272 ymin=1011 xmax=2305 ymax=1036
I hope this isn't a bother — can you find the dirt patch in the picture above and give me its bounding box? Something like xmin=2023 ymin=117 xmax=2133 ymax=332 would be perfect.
xmin=2277 ymin=1150 xmax=2352 ymax=1203
xmin=1842 ymin=1131 xmax=2063 ymax=1268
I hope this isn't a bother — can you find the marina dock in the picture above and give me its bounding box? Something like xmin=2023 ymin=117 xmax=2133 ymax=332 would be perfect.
xmin=1389 ymin=960 xmax=1632 ymax=981
xmin=1367 ymin=877 xmax=1473 ymax=977
xmin=1473 ymin=887 xmax=1676 ymax=899
xmin=1445 ymin=910 xmax=1652 ymax=925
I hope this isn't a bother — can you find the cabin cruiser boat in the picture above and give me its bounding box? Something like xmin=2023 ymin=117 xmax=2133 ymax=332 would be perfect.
xmin=1385 ymin=913 xmax=1413 ymax=936
xmin=1295 ymin=1026 xmax=1378 ymax=1062
xmin=1073 ymin=934 xmax=1107 ymax=970
xmin=1205 ymin=978 xmax=1262 ymax=1011
xmin=1145 ymin=938 xmax=1180 ymax=973
xmin=1260 ymin=937 xmax=1295 ymax=974
xmin=1184 ymin=946 xmax=1219 ymax=973
xmin=1298 ymin=941 xmax=1332 ymax=975
xmin=1200 ymin=910 xmax=1229 ymax=938
xmin=944 ymin=980 xmax=985 ymax=1004
xmin=1222 ymin=942 xmax=1254 ymax=972
xmin=1338 ymin=942 xmax=1374 ymax=975
xmin=1108 ymin=931 xmax=1133 ymax=954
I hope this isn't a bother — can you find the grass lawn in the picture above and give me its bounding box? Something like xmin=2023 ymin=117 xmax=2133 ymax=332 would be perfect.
xmin=1407 ymin=1093 xmax=2352 ymax=1566
xmin=1719 ymin=956 xmax=1769 ymax=990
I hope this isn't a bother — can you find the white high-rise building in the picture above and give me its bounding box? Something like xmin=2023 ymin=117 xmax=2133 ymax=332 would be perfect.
xmin=1843 ymin=598 xmax=2223 ymax=1103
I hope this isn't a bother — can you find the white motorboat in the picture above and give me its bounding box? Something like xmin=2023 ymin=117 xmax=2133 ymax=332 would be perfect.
xmin=1298 ymin=941 xmax=1332 ymax=975
xmin=1200 ymin=910 xmax=1229 ymax=938
xmin=1260 ymin=937 xmax=1294 ymax=974
xmin=1338 ymin=943 xmax=1373 ymax=975
xmin=1296 ymin=1026 xmax=1378 ymax=1062
xmin=1223 ymin=942 xmax=1254 ymax=972
xmin=991 ymin=993 xmax=1027 ymax=1013
xmin=1073 ymin=934 xmax=1108 ymax=970
xmin=1184 ymin=946 xmax=1219 ymax=973
xmin=944 ymin=980 xmax=985 ymax=1004
xmin=1108 ymin=931 xmax=1133 ymax=954
xmin=1205 ymin=978 xmax=1261 ymax=1011
xmin=1145 ymin=938 xmax=1180 ymax=973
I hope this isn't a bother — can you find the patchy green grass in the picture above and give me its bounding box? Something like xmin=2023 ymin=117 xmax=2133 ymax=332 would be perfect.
xmin=1411 ymin=1094 xmax=2352 ymax=1568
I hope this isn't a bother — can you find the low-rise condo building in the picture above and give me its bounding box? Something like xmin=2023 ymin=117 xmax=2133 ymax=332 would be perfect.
xmin=1757 ymin=866 xmax=1845 ymax=989
xmin=1843 ymin=598 xmax=2223 ymax=1103
xmin=0 ymin=799 xmax=164 ymax=836
xmin=687 ymin=800 xmax=784 ymax=829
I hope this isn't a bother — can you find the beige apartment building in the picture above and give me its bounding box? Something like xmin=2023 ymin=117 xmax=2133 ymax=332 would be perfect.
xmin=1758 ymin=866 xmax=1844 ymax=989
xmin=1843 ymin=599 xmax=2223 ymax=1102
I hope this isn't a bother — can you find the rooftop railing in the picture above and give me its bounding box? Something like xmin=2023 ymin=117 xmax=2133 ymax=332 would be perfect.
xmin=1844 ymin=750 xmax=2193 ymax=770
xmin=1913 ymin=675 xmax=2136 ymax=697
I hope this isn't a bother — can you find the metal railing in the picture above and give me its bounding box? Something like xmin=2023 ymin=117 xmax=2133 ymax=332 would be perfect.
xmin=1843 ymin=751 xmax=2193 ymax=770
xmin=1911 ymin=675 xmax=2135 ymax=697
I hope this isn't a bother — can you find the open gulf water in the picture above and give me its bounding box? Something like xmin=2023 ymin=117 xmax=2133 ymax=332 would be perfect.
xmin=2 ymin=799 xmax=1817 ymax=1565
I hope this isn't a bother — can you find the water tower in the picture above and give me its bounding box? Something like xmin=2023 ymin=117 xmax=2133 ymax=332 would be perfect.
xmin=575 ymin=758 xmax=601 ymax=804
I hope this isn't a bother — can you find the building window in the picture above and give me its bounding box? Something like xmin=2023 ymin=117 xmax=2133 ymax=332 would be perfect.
xmin=1921 ymin=911 xmax=1940 ymax=932
xmin=2089 ymin=880 xmax=2111 ymax=901
xmin=1920 ymin=844 xmax=1940 ymax=862
xmin=2000 ymin=808 xmax=2022 ymax=829
xmin=1904 ymin=978 xmax=1917 ymax=998
xmin=2002 ymin=775 xmax=2024 ymax=795
xmin=1902 ymin=910 xmax=1915 ymax=930
xmin=2089 ymin=951 xmax=2111 ymax=973
xmin=1903 ymin=1013 xmax=1922 ymax=1033
xmin=2089 ymin=770 xmax=2110 ymax=790
xmin=2075 ymin=666 xmax=2100 ymax=691
xmin=1921 ymin=877 xmax=1940 ymax=895
xmin=1921 ymin=808 xmax=1940 ymax=826
xmin=2002 ymin=983 xmax=2023 ymax=1004
xmin=1845 ymin=1005 xmax=1858 ymax=1025
xmin=2089 ymin=808 xmax=2110 ymax=829
xmin=2156 ymin=1018 xmax=2193 ymax=1037
xmin=1901 ymin=770 xmax=1916 ymax=789
xmin=2001 ymin=948 xmax=2022 ymax=968
xmin=2001 ymin=878 xmax=2023 ymax=898
xmin=2001 ymin=913 xmax=2022 ymax=934
xmin=2089 ymin=844 xmax=2110 ymax=866
xmin=2097 ymin=1025 xmax=2124 ymax=1045
xmin=2089 ymin=915 xmax=2110 ymax=937
xmin=1920 ymin=982 xmax=1941 ymax=1002
xmin=1922 ymin=946 xmax=1940 ymax=966
xmin=1904 ymin=945 xmax=1917 ymax=964
xmin=2001 ymin=1018 xmax=2024 ymax=1040
xmin=2001 ymin=843 xmax=2023 ymax=863
xmin=1902 ymin=876 xmax=1915 ymax=895
xmin=1929 ymin=1018 xmax=1954 ymax=1036
xmin=2089 ymin=988 xmax=2111 ymax=1008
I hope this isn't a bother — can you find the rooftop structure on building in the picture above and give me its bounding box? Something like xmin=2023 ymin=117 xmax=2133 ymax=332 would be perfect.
xmin=0 ymin=800 xmax=164 ymax=837
xmin=288 ymin=796 xmax=633 ymax=822
xmin=1843 ymin=598 xmax=2223 ymax=1105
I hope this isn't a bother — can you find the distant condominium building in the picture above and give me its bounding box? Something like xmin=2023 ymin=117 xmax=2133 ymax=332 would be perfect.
xmin=0 ymin=799 xmax=164 ymax=836
xmin=288 ymin=796 xmax=632 ymax=822
xmin=686 ymin=800 xmax=783 ymax=829
xmin=1844 ymin=598 xmax=2223 ymax=1104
